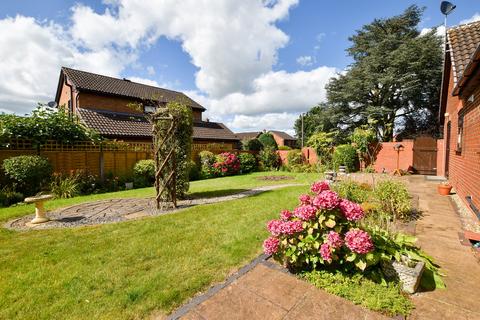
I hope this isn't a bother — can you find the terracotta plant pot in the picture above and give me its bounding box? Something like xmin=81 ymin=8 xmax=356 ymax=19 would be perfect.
xmin=437 ymin=184 xmax=452 ymax=196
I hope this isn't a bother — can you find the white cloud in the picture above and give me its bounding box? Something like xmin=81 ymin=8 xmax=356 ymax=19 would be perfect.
xmin=206 ymin=66 xmax=337 ymax=117
xmin=70 ymin=0 xmax=299 ymax=98
xmin=419 ymin=25 xmax=445 ymax=37
xmin=188 ymin=66 xmax=337 ymax=132
xmin=146 ymin=66 xmax=155 ymax=76
xmin=296 ymin=55 xmax=314 ymax=66
xmin=316 ymin=32 xmax=326 ymax=42
xmin=0 ymin=1 xmax=337 ymax=134
xmin=127 ymin=77 xmax=160 ymax=87
xmin=460 ymin=12 xmax=480 ymax=25
xmin=0 ymin=15 xmax=133 ymax=114
xmin=227 ymin=113 xmax=297 ymax=135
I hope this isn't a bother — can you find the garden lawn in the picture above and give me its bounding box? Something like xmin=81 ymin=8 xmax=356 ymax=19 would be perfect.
xmin=0 ymin=184 xmax=307 ymax=320
xmin=0 ymin=171 xmax=320 ymax=222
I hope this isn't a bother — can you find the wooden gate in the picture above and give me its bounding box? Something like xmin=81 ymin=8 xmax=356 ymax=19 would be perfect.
xmin=413 ymin=136 xmax=437 ymax=175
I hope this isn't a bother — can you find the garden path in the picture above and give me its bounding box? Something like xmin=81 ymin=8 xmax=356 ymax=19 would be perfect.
xmin=403 ymin=176 xmax=480 ymax=320
xmin=5 ymin=184 xmax=301 ymax=230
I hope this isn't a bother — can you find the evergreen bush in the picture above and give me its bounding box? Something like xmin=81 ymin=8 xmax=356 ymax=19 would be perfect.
xmin=2 ymin=155 xmax=52 ymax=196
xmin=258 ymin=132 xmax=278 ymax=150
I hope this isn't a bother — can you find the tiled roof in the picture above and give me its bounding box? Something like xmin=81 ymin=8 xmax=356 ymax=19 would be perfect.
xmin=62 ymin=67 xmax=205 ymax=111
xmin=78 ymin=108 xmax=239 ymax=141
xmin=447 ymin=20 xmax=480 ymax=83
xmin=270 ymin=130 xmax=296 ymax=141
xmin=235 ymin=132 xmax=261 ymax=140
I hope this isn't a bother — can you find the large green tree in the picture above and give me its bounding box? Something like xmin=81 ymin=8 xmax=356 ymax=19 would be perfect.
xmin=297 ymin=5 xmax=443 ymax=142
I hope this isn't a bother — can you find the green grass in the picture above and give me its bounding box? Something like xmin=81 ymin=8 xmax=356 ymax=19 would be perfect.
xmin=301 ymin=270 xmax=414 ymax=317
xmin=0 ymin=171 xmax=319 ymax=222
xmin=0 ymin=173 xmax=316 ymax=320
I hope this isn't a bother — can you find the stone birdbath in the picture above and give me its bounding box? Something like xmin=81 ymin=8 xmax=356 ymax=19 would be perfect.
xmin=24 ymin=194 xmax=54 ymax=224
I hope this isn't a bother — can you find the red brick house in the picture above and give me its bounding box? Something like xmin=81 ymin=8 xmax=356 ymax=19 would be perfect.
xmin=54 ymin=67 xmax=239 ymax=149
xmin=439 ymin=21 xmax=480 ymax=214
xmin=236 ymin=130 xmax=297 ymax=148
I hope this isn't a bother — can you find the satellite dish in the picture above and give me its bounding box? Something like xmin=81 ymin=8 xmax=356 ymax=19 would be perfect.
xmin=47 ymin=101 xmax=58 ymax=108
xmin=440 ymin=1 xmax=456 ymax=16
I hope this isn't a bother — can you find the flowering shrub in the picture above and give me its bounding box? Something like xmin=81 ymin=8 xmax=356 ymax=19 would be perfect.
xmin=212 ymin=152 xmax=240 ymax=176
xmin=263 ymin=180 xmax=377 ymax=271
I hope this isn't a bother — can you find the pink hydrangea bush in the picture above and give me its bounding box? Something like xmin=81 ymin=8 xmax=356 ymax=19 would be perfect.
xmin=263 ymin=180 xmax=378 ymax=271
xmin=212 ymin=152 xmax=240 ymax=176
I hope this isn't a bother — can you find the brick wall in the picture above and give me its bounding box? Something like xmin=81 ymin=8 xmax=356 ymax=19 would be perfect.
xmin=373 ymin=140 xmax=414 ymax=173
xmin=277 ymin=147 xmax=318 ymax=166
xmin=444 ymin=68 xmax=480 ymax=211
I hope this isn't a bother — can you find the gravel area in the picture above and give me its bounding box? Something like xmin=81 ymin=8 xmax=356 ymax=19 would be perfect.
xmin=5 ymin=184 xmax=302 ymax=231
xmin=451 ymin=193 xmax=480 ymax=233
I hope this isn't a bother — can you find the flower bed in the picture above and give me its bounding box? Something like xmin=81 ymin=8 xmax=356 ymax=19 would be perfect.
xmin=264 ymin=180 xmax=375 ymax=271
xmin=263 ymin=180 xmax=444 ymax=293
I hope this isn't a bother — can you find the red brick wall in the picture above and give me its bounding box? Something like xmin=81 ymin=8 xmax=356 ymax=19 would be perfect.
xmin=373 ymin=140 xmax=414 ymax=173
xmin=302 ymin=147 xmax=318 ymax=165
xmin=444 ymin=67 xmax=480 ymax=211
xmin=277 ymin=147 xmax=318 ymax=166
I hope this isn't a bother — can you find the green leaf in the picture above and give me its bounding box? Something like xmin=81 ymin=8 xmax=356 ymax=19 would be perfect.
xmin=355 ymin=259 xmax=367 ymax=271
xmin=346 ymin=253 xmax=357 ymax=262
xmin=325 ymin=219 xmax=336 ymax=228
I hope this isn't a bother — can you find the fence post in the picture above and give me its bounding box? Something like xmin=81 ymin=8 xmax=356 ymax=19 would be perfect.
xmin=99 ymin=143 xmax=105 ymax=181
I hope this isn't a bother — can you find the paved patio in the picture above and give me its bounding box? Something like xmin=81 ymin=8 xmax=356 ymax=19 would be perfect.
xmin=166 ymin=175 xmax=480 ymax=320
xmin=173 ymin=261 xmax=388 ymax=320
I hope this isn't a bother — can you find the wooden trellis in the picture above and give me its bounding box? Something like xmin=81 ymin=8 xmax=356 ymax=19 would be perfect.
xmin=152 ymin=109 xmax=178 ymax=209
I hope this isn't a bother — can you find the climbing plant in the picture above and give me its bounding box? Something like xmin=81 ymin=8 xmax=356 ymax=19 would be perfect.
xmin=151 ymin=101 xmax=193 ymax=208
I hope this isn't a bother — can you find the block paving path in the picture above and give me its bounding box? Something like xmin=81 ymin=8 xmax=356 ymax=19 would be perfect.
xmin=404 ymin=176 xmax=480 ymax=320
xmin=166 ymin=175 xmax=480 ymax=320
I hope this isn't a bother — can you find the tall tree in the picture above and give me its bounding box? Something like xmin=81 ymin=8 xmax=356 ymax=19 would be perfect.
xmin=293 ymin=103 xmax=346 ymax=145
xmin=314 ymin=5 xmax=442 ymax=141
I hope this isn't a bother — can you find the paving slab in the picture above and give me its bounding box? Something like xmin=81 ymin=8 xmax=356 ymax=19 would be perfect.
xmin=401 ymin=176 xmax=480 ymax=320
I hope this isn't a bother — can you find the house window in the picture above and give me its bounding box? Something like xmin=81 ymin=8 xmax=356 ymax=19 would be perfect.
xmin=457 ymin=110 xmax=464 ymax=152
xmin=144 ymin=105 xmax=156 ymax=113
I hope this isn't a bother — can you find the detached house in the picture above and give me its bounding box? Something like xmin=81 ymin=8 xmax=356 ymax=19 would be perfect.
xmin=439 ymin=21 xmax=480 ymax=214
xmin=55 ymin=67 xmax=239 ymax=149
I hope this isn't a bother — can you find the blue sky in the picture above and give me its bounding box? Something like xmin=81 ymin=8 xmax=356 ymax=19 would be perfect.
xmin=0 ymin=1 xmax=478 ymax=133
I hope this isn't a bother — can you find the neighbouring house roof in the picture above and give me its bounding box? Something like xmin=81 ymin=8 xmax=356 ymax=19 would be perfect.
xmin=270 ymin=130 xmax=297 ymax=141
xmin=78 ymin=108 xmax=239 ymax=141
xmin=57 ymin=67 xmax=205 ymax=111
xmin=447 ymin=20 xmax=480 ymax=85
xmin=235 ymin=132 xmax=261 ymax=140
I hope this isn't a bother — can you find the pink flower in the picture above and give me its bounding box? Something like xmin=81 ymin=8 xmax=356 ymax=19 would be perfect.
xmin=344 ymin=229 xmax=374 ymax=254
xmin=280 ymin=210 xmax=292 ymax=221
xmin=267 ymin=219 xmax=283 ymax=236
xmin=267 ymin=219 xmax=303 ymax=235
xmin=312 ymin=190 xmax=340 ymax=210
xmin=281 ymin=220 xmax=304 ymax=234
xmin=263 ymin=237 xmax=280 ymax=255
xmin=311 ymin=181 xmax=330 ymax=194
xmin=298 ymin=194 xmax=312 ymax=205
xmin=293 ymin=205 xmax=317 ymax=220
xmin=320 ymin=243 xmax=332 ymax=262
xmin=339 ymin=199 xmax=365 ymax=221
xmin=327 ymin=231 xmax=343 ymax=248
